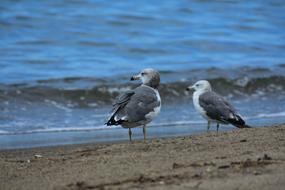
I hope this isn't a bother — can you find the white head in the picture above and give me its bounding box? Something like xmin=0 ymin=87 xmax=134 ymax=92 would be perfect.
xmin=186 ymin=80 xmax=212 ymax=92
xmin=130 ymin=68 xmax=160 ymax=89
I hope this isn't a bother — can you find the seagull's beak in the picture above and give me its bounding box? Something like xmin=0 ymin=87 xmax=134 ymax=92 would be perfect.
xmin=186 ymin=85 xmax=194 ymax=91
xmin=130 ymin=74 xmax=141 ymax=81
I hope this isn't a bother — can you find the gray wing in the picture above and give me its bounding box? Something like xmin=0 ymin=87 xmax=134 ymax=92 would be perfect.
xmin=124 ymin=86 xmax=160 ymax=123
xmin=112 ymin=90 xmax=135 ymax=112
xmin=199 ymin=91 xmax=236 ymax=123
xmin=106 ymin=90 xmax=135 ymax=125
xmin=106 ymin=86 xmax=160 ymax=125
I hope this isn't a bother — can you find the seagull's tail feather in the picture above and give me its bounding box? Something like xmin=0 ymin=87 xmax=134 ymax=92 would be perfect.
xmin=105 ymin=115 xmax=125 ymax=126
xmin=105 ymin=108 xmax=126 ymax=126
xmin=228 ymin=114 xmax=252 ymax=128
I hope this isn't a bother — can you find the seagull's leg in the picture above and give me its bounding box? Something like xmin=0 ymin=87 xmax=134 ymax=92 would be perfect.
xmin=207 ymin=121 xmax=211 ymax=132
xmin=128 ymin=128 xmax=132 ymax=142
xmin=216 ymin=123 xmax=220 ymax=133
xmin=143 ymin=125 xmax=146 ymax=142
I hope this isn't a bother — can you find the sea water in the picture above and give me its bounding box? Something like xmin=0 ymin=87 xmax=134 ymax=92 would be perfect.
xmin=1 ymin=0 xmax=285 ymax=149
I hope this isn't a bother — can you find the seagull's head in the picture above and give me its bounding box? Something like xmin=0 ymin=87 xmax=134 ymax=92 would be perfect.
xmin=186 ymin=80 xmax=212 ymax=92
xmin=130 ymin=68 xmax=160 ymax=89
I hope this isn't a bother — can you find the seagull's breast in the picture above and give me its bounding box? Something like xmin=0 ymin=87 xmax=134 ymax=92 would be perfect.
xmin=145 ymin=89 xmax=161 ymax=120
xmin=193 ymin=91 xmax=209 ymax=120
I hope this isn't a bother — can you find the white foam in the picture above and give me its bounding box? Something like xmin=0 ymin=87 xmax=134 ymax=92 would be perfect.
xmin=99 ymin=86 xmax=132 ymax=94
xmin=0 ymin=125 xmax=122 ymax=135
xmin=0 ymin=130 xmax=9 ymax=135
xmin=245 ymin=111 xmax=285 ymax=119
xmin=255 ymin=111 xmax=285 ymax=118
xmin=44 ymin=99 xmax=72 ymax=112
xmin=150 ymin=120 xmax=205 ymax=127
xmin=30 ymin=125 xmax=120 ymax=133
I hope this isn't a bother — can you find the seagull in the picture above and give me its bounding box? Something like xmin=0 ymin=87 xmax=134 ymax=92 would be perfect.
xmin=106 ymin=68 xmax=161 ymax=141
xmin=186 ymin=80 xmax=251 ymax=132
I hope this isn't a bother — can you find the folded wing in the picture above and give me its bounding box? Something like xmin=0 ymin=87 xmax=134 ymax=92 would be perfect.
xmin=199 ymin=91 xmax=247 ymax=128
xmin=106 ymin=86 xmax=160 ymax=126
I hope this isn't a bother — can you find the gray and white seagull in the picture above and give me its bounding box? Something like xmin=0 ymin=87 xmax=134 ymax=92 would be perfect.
xmin=106 ymin=68 xmax=161 ymax=141
xmin=186 ymin=80 xmax=251 ymax=132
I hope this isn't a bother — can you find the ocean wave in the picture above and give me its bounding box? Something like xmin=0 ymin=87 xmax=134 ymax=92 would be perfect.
xmin=1 ymin=110 xmax=285 ymax=135
xmin=0 ymin=130 xmax=9 ymax=135
xmin=1 ymin=75 xmax=285 ymax=107
xmin=0 ymin=126 xmax=121 ymax=135
xmin=0 ymin=120 xmax=205 ymax=135
xmin=247 ymin=111 xmax=285 ymax=119
xmin=151 ymin=120 xmax=206 ymax=127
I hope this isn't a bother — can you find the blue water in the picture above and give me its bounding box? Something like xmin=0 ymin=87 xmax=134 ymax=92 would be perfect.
xmin=1 ymin=0 xmax=285 ymax=149
xmin=1 ymin=0 xmax=285 ymax=84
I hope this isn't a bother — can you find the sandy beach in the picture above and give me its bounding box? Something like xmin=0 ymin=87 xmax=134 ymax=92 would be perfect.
xmin=1 ymin=125 xmax=285 ymax=190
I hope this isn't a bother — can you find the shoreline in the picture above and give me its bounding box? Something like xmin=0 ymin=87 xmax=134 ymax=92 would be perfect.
xmin=1 ymin=124 xmax=285 ymax=190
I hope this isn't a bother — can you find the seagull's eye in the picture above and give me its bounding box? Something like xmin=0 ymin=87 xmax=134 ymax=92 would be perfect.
xmin=196 ymin=84 xmax=200 ymax=87
xmin=141 ymin=72 xmax=146 ymax=76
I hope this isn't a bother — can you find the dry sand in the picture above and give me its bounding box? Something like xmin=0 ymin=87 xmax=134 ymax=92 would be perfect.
xmin=1 ymin=125 xmax=285 ymax=190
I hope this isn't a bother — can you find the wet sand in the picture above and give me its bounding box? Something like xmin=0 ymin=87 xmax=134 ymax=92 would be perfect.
xmin=1 ymin=125 xmax=285 ymax=190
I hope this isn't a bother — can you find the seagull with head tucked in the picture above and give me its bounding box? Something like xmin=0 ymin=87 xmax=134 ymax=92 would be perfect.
xmin=106 ymin=68 xmax=161 ymax=141
xmin=186 ymin=80 xmax=251 ymax=132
